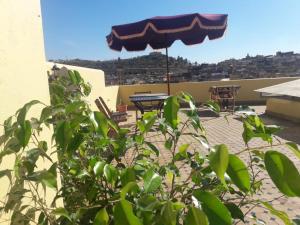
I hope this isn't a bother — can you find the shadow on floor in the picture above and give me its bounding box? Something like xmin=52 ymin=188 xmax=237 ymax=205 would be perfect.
xmin=233 ymin=112 xmax=300 ymax=145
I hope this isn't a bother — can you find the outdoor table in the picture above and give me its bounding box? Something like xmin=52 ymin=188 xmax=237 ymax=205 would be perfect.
xmin=209 ymin=85 xmax=240 ymax=112
xmin=129 ymin=93 xmax=169 ymax=116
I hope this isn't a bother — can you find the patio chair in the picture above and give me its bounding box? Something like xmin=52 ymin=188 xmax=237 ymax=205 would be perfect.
xmin=134 ymin=91 xmax=152 ymax=120
xmin=95 ymin=97 xmax=127 ymax=123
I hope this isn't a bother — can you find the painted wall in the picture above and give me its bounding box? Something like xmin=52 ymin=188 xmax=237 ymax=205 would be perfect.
xmin=47 ymin=63 xmax=119 ymax=111
xmin=0 ymin=1 xmax=55 ymax=223
xmin=119 ymin=77 xmax=297 ymax=106
xmin=0 ymin=0 xmax=49 ymax=120
xmin=266 ymin=98 xmax=300 ymax=122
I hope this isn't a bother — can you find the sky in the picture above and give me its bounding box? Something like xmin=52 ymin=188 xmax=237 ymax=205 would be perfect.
xmin=41 ymin=0 xmax=300 ymax=64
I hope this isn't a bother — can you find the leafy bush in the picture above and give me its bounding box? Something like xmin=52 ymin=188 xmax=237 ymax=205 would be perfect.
xmin=1 ymin=70 xmax=300 ymax=225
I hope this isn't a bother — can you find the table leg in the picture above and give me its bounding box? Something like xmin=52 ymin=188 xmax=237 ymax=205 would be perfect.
xmin=157 ymin=100 xmax=165 ymax=118
xmin=133 ymin=101 xmax=145 ymax=120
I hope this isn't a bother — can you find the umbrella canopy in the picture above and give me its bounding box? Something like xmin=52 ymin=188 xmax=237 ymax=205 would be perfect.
xmin=106 ymin=13 xmax=228 ymax=94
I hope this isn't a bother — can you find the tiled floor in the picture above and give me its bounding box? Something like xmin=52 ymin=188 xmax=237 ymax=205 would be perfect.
xmin=122 ymin=106 xmax=300 ymax=224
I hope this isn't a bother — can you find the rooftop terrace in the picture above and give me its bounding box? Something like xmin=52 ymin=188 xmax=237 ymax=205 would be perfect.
xmin=1 ymin=2 xmax=300 ymax=224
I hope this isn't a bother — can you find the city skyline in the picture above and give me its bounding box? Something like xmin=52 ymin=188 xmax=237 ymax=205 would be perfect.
xmin=42 ymin=0 xmax=300 ymax=63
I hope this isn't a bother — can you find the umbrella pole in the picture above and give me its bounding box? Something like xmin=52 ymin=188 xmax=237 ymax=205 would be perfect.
xmin=165 ymin=48 xmax=170 ymax=95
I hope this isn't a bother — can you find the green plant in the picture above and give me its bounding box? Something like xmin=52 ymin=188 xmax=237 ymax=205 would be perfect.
xmin=0 ymin=70 xmax=300 ymax=225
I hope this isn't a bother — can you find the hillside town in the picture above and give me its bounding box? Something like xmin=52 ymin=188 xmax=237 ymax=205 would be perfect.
xmin=55 ymin=51 xmax=300 ymax=85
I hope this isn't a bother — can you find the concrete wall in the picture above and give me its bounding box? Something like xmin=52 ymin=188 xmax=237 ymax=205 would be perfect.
xmin=119 ymin=77 xmax=297 ymax=106
xmin=266 ymin=98 xmax=300 ymax=122
xmin=47 ymin=63 xmax=119 ymax=111
xmin=0 ymin=0 xmax=53 ymax=223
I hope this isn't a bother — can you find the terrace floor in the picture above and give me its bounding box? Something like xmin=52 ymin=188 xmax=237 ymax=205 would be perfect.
xmin=121 ymin=106 xmax=300 ymax=224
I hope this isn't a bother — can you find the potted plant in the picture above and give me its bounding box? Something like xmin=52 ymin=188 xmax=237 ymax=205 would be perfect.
xmin=116 ymin=97 xmax=127 ymax=113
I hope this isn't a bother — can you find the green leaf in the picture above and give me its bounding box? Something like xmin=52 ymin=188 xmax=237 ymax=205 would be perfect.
xmin=68 ymin=70 xmax=78 ymax=85
xmin=3 ymin=116 xmax=13 ymax=135
xmin=204 ymin=100 xmax=220 ymax=114
xmin=179 ymin=144 xmax=189 ymax=158
xmin=134 ymin=134 xmax=144 ymax=144
xmin=93 ymin=161 xmax=106 ymax=176
xmin=29 ymin=163 xmax=57 ymax=189
xmin=53 ymin=207 xmax=71 ymax=221
xmin=17 ymin=100 xmax=41 ymax=126
xmin=104 ymin=164 xmax=118 ymax=184
xmin=15 ymin=120 xmax=32 ymax=148
xmin=180 ymin=92 xmax=197 ymax=111
xmin=209 ymin=144 xmax=229 ymax=186
xmin=120 ymin=182 xmax=139 ymax=199
xmin=185 ymin=206 xmax=208 ymax=225
xmin=260 ymin=201 xmax=292 ymax=225
xmin=242 ymin=121 xmax=254 ymax=144
xmin=67 ymin=133 xmax=84 ymax=152
xmin=145 ymin=142 xmax=159 ymax=156
xmin=254 ymin=115 xmax=265 ymax=132
xmin=121 ymin=167 xmax=136 ymax=186
xmin=50 ymin=83 xmax=65 ymax=100
xmin=23 ymin=149 xmax=41 ymax=174
xmin=226 ymin=154 xmax=250 ymax=192
xmin=42 ymin=163 xmax=57 ymax=189
xmin=77 ymin=170 xmax=90 ymax=179
xmin=193 ymin=190 xmax=232 ymax=225
xmin=159 ymin=201 xmax=177 ymax=225
xmin=94 ymin=111 xmax=109 ymax=138
xmin=242 ymin=115 xmax=276 ymax=145
xmin=286 ymin=142 xmax=300 ymax=160
xmin=163 ymin=96 xmax=180 ymax=129
xmin=183 ymin=109 xmax=205 ymax=132
xmin=264 ymin=150 xmax=300 ymax=196
xmin=164 ymin=137 xmax=173 ymax=150
xmin=40 ymin=105 xmax=64 ymax=122
xmin=40 ymin=106 xmax=52 ymax=122
xmin=73 ymin=70 xmax=83 ymax=84
xmin=38 ymin=212 xmax=46 ymax=224
xmin=55 ymin=121 xmax=72 ymax=151
xmin=3 ymin=137 xmax=21 ymax=153
xmin=65 ymin=101 xmax=86 ymax=114
xmin=82 ymin=82 xmax=92 ymax=96
xmin=28 ymin=147 xmax=52 ymax=163
xmin=137 ymin=196 xmax=159 ymax=212
xmin=93 ymin=208 xmax=109 ymax=225
xmin=225 ymin=203 xmax=244 ymax=222
xmin=143 ymin=169 xmax=162 ymax=193
xmin=139 ymin=111 xmax=157 ymax=133
xmin=114 ymin=199 xmax=142 ymax=225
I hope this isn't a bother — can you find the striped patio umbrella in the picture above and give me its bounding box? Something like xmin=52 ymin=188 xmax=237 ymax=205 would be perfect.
xmin=106 ymin=13 xmax=228 ymax=95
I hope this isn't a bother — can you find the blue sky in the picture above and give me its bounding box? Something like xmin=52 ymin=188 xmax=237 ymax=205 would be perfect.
xmin=41 ymin=0 xmax=300 ymax=63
